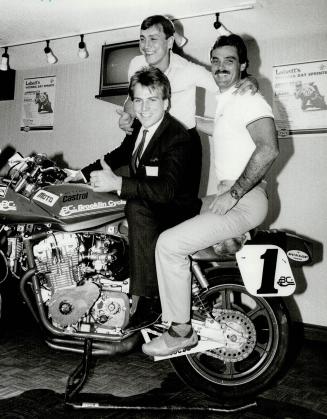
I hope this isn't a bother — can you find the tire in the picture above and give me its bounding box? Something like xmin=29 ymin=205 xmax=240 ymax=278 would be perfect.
xmin=170 ymin=272 xmax=290 ymax=408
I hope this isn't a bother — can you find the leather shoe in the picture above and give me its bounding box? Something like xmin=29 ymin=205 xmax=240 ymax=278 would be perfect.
xmin=142 ymin=328 xmax=198 ymax=356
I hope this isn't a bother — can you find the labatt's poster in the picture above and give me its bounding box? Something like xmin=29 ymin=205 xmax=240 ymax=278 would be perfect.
xmin=21 ymin=76 xmax=56 ymax=131
xmin=273 ymin=60 xmax=327 ymax=137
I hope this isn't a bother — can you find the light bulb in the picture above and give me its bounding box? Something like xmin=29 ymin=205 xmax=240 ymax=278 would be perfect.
xmin=0 ymin=56 xmax=9 ymax=71
xmin=44 ymin=41 xmax=57 ymax=64
xmin=78 ymin=35 xmax=88 ymax=59
xmin=0 ymin=48 xmax=9 ymax=71
xmin=78 ymin=45 xmax=88 ymax=59
xmin=46 ymin=51 xmax=57 ymax=64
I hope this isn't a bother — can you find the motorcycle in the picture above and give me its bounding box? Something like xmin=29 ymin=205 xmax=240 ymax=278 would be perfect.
xmin=0 ymin=146 xmax=313 ymax=409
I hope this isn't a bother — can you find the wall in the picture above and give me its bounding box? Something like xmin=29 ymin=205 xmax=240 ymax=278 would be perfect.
xmin=0 ymin=18 xmax=326 ymax=326
xmin=0 ymin=58 xmax=124 ymax=169
xmin=246 ymin=33 xmax=327 ymax=326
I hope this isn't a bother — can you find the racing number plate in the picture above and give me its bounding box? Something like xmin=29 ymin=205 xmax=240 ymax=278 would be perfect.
xmin=236 ymin=244 xmax=295 ymax=297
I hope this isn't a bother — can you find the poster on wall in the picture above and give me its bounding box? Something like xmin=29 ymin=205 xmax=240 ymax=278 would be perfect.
xmin=20 ymin=75 xmax=56 ymax=131
xmin=272 ymin=60 xmax=327 ymax=137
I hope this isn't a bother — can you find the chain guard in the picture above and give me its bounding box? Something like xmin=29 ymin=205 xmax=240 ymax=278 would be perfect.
xmin=210 ymin=309 xmax=256 ymax=362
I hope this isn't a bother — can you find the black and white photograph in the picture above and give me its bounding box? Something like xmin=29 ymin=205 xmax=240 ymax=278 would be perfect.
xmin=0 ymin=1 xmax=326 ymax=418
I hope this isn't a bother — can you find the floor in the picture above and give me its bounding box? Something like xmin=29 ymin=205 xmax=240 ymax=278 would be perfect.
xmin=0 ymin=297 xmax=327 ymax=418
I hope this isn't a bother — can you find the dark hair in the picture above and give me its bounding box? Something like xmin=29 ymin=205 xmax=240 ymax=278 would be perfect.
xmin=141 ymin=15 xmax=175 ymax=39
xmin=129 ymin=66 xmax=171 ymax=109
xmin=210 ymin=34 xmax=249 ymax=77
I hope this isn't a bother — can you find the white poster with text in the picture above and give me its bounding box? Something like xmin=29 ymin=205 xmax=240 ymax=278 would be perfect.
xmin=20 ymin=75 xmax=56 ymax=131
xmin=273 ymin=60 xmax=327 ymax=137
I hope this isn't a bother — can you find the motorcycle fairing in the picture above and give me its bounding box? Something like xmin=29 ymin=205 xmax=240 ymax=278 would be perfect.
xmin=249 ymin=230 xmax=312 ymax=267
xmin=236 ymin=244 xmax=295 ymax=297
xmin=0 ymin=186 xmax=57 ymax=223
xmin=31 ymin=184 xmax=126 ymax=230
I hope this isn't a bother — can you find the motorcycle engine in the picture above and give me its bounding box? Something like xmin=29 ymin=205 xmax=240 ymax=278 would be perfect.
xmin=33 ymin=231 xmax=130 ymax=332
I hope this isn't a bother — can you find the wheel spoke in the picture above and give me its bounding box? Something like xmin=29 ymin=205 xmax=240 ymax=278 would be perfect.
xmin=223 ymin=361 xmax=237 ymax=378
xmin=253 ymin=341 xmax=269 ymax=357
xmin=221 ymin=288 xmax=232 ymax=309
xmin=248 ymin=306 xmax=267 ymax=320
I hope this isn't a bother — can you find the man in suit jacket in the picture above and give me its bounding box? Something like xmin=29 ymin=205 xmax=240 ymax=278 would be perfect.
xmin=71 ymin=67 xmax=202 ymax=327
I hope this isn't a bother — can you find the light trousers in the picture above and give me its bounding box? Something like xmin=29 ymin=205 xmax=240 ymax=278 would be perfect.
xmin=155 ymin=183 xmax=268 ymax=324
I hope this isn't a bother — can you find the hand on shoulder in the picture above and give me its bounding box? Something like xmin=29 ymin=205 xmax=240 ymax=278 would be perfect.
xmin=116 ymin=109 xmax=134 ymax=135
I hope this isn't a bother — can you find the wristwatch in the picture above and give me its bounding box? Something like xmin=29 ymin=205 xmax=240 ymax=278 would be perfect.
xmin=230 ymin=188 xmax=240 ymax=201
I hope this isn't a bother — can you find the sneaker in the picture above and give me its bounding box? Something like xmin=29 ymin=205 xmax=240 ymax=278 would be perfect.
xmin=142 ymin=328 xmax=198 ymax=357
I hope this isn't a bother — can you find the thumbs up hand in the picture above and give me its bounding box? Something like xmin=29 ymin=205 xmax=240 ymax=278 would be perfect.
xmin=100 ymin=157 xmax=111 ymax=171
xmin=90 ymin=158 xmax=122 ymax=193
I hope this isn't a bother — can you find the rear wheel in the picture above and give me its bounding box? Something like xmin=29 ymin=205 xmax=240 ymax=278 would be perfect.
xmin=170 ymin=273 xmax=290 ymax=408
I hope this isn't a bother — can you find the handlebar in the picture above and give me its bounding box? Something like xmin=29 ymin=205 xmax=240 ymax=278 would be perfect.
xmin=1 ymin=149 xmax=67 ymax=197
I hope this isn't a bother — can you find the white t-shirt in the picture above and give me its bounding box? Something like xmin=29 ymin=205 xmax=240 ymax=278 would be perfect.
xmin=128 ymin=52 xmax=218 ymax=129
xmin=213 ymin=87 xmax=274 ymax=181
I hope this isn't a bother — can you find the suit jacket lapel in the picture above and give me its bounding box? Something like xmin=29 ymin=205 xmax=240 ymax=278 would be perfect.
xmin=139 ymin=113 xmax=170 ymax=163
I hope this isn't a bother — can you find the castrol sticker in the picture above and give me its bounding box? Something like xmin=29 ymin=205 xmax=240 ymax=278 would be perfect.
xmin=33 ymin=190 xmax=59 ymax=207
xmin=287 ymin=250 xmax=309 ymax=262
xmin=236 ymin=244 xmax=295 ymax=297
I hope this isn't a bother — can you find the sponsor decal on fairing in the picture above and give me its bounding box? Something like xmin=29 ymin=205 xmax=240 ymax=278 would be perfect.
xmin=62 ymin=192 xmax=88 ymax=202
xmin=59 ymin=200 xmax=126 ymax=217
xmin=287 ymin=249 xmax=309 ymax=262
xmin=0 ymin=200 xmax=17 ymax=211
xmin=33 ymin=190 xmax=59 ymax=207
xmin=0 ymin=186 xmax=7 ymax=198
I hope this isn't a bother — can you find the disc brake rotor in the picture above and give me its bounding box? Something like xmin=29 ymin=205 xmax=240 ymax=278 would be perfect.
xmin=211 ymin=309 xmax=256 ymax=362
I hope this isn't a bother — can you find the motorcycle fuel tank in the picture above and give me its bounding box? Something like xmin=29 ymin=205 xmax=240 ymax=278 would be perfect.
xmin=30 ymin=183 xmax=126 ymax=231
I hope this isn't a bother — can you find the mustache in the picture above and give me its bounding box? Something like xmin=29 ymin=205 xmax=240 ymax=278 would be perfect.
xmin=215 ymin=70 xmax=230 ymax=75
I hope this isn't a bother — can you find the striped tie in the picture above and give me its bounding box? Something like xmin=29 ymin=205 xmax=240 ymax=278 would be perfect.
xmin=132 ymin=129 xmax=148 ymax=172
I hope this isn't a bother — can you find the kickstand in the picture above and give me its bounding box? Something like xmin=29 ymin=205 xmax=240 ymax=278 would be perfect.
xmin=65 ymin=338 xmax=93 ymax=402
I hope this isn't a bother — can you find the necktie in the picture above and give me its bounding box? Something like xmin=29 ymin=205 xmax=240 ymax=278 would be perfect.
xmin=132 ymin=129 xmax=148 ymax=172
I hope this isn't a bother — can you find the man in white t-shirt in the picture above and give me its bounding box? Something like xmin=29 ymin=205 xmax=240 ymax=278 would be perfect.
xmin=142 ymin=34 xmax=279 ymax=357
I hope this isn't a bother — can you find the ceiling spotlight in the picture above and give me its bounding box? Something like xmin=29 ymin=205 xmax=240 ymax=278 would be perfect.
xmin=78 ymin=34 xmax=89 ymax=59
xmin=0 ymin=47 xmax=9 ymax=71
xmin=213 ymin=13 xmax=222 ymax=30
xmin=44 ymin=40 xmax=57 ymax=64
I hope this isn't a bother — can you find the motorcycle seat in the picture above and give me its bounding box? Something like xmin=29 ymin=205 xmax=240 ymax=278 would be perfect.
xmin=190 ymin=233 xmax=250 ymax=262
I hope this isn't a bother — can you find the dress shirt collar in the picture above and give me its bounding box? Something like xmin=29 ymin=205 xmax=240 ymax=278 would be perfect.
xmin=142 ymin=115 xmax=164 ymax=139
xmin=134 ymin=115 xmax=165 ymax=154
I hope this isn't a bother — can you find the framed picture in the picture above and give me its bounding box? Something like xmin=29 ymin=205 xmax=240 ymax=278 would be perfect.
xmin=20 ymin=75 xmax=56 ymax=131
xmin=272 ymin=60 xmax=327 ymax=137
